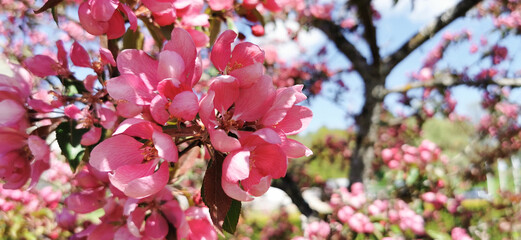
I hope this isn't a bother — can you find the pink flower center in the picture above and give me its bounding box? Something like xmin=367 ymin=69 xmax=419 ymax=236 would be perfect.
xmin=142 ymin=144 xmax=159 ymax=162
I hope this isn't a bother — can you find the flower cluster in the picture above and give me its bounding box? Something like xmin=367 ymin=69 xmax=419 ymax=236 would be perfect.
xmin=1 ymin=19 xmax=313 ymax=237
xmin=381 ymin=140 xmax=446 ymax=169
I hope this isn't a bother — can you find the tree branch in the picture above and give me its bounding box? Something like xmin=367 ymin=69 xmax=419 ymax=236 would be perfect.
xmin=352 ymin=0 xmax=380 ymax=67
xmin=373 ymin=75 xmax=521 ymax=99
xmin=311 ymin=18 xmax=373 ymax=81
xmin=382 ymin=0 xmax=482 ymax=75
xmin=271 ymin=173 xmax=318 ymax=218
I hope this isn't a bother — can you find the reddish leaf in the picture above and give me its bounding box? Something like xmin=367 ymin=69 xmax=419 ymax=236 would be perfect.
xmin=34 ymin=0 xmax=63 ymax=14
xmin=201 ymin=152 xmax=232 ymax=231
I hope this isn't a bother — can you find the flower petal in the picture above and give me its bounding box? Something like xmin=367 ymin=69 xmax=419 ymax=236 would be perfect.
xmin=210 ymin=30 xmax=236 ymax=72
xmin=81 ymin=127 xmax=102 ymax=146
xmin=150 ymin=95 xmax=170 ymax=125
xmin=209 ymin=75 xmax=239 ymax=113
xmin=275 ymin=105 xmax=313 ymax=135
xmin=116 ymin=49 xmax=159 ymax=89
xmin=208 ymin=0 xmax=233 ymax=11
xmin=233 ymin=74 xmax=275 ymax=121
xmin=99 ymin=47 xmax=116 ymax=66
xmin=229 ymin=42 xmax=265 ymax=68
xmin=116 ymin=101 xmax=143 ymax=118
xmin=0 ymin=99 xmax=26 ymax=126
xmin=65 ymin=191 xmax=105 ymax=214
xmin=221 ymin=177 xmax=253 ymax=201
xmin=106 ymin=74 xmax=154 ymax=105
xmin=90 ymin=135 xmax=144 ymax=172
xmin=243 ymin=173 xmax=271 ymax=197
xmin=120 ymin=161 xmax=170 ymax=199
xmin=89 ymin=0 xmax=119 ymax=22
xmin=106 ymin=11 xmax=126 ymax=39
xmin=144 ymin=211 xmax=169 ymax=239
xmin=282 ymin=138 xmax=313 ymax=158
xmin=157 ymin=50 xmax=186 ymax=81
xmin=261 ymin=86 xmax=299 ymax=126
xmin=109 ymin=161 xmax=157 ymax=194
xmin=119 ymin=3 xmax=138 ymax=31
xmin=78 ymin=2 xmax=108 ymax=36
xmin=222 ymin=150 xmax=250 ymax=182
xmin=163 ymin=28 xmax=197 ymax=84
xmin=153 ymin=131 xmax=178 ymax=163
xmin=71 ymin=42 xmax=91 ymax=67
xmin=168 ymin=90 xmax=199 ymax=121
xmin=198 ymin=91 xmax=217 ymax=129
xmin=210 ymin=129 xmax=241 ymax=153
xmin=251 ymin=144 xmax=287 ymax=178
xmin=229 ymin=62 xmax=264 ymax=88
xmin=23 ymin=55 xmax=57 ymax=77
xmin=187 ymin=28 xmax=209 ymax=48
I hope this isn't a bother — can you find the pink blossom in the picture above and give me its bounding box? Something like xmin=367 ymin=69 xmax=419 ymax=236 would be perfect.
xmin=0 ymin=59 xmax=33 ymax=98
xmin=211 ymin=30 xmax=265 ymax=88
xmin=78 ymin=1 xmax=137 ymax=39
xmin=451 ymin=227 xmax=473 ymax=240
xmin=221 ymin=128 xmax=287 ymax=201
xmin=208 ymin=0 xmax=233 ymax=11
xmin=337 ymin=205 xmax=354 ymax=223
xmin=305 ymin=220 xmax=330 ymax=239
xmin=0 ymin=130 xmax=50 ymax=189
xmin=90 ymin=119 xmax=177 ymax=198
xmin=106 ymin=28 xmax=201 ymax=123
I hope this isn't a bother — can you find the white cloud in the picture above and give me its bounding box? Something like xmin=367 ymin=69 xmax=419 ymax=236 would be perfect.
xmin=374 ymin=0 xmax=458 ymax=23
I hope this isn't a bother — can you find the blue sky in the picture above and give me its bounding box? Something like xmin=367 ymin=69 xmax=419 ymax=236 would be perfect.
xmin=285 ymin=0 xmax=521 ymax=134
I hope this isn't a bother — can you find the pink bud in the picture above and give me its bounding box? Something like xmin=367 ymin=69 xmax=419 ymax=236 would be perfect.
xmin=251 ymin=24 xmax=265 ymax=37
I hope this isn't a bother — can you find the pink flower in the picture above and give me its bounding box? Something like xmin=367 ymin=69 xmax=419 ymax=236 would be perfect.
xmin=208 ymin=0 xmax=233 ymax=11
xmin=0 ymin=129 xmax=50 ymax=189
xmin=211 ymin=30 xmax=265 ymax=88
xmin=141 ymin=0 xmax=209 ymax=27
xmin=305 ymin=220 xmax=330 ymax=239
xmin=106 ymin=28 xmax=201 ymax=123
xmin=184 ymin=207 xmax=218 ymax=239
xmin=200 ymin=75 xmax=312 ymax=156
xmin=451 ymin=227 xmax=472 ymax=240
xmin=337 ymin=206 xmax=354 ymax=223
xmin=78 ymin=0 xmax=137 ymax=39
xmin=89 ymin=119 xmax=177 ymax=198
xmin=220 ymin=128 xmax=288 ymax=201
xmin=0 ymin=59 xmax=33 ymax=98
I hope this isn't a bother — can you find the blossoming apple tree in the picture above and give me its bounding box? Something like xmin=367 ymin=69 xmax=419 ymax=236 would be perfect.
xmin=1 ymin=0 xmax=521 ymax=239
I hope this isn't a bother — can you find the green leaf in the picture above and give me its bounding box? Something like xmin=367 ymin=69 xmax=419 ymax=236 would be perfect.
xmin=55 ymin=121 xmax=89 ymax=172
xmin=123 ymin=27 xmax=145 ymax=50
xmin=354 ymin=233 xmax=366 ymax=240
xmin=226 ymin=17 xmax=238 ymax=33
xmin=223 ymin=199 xmax=241 ymax=234
xmin=51 ymin=7 xmax=59 ymax=26
xmin=209 ymin=18 xmax=222 ymax=47
xmin=251 ymin=8 xmax=266 ymax=27
xmin=406 ymin=167 xmax=419 ymax=186
xmin=426 ymin=229 xmax=451 ymax=240
xmin=62 ymin=77 xmax=87 ymax=96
